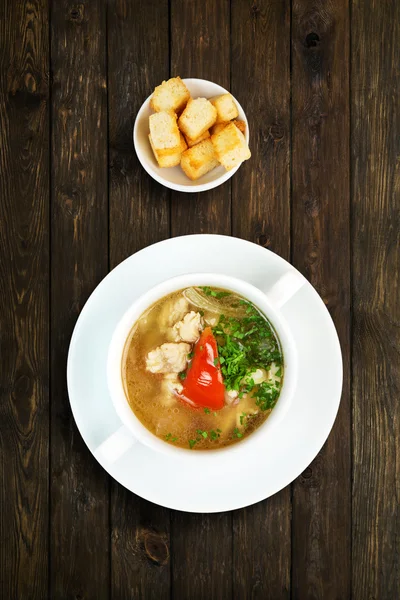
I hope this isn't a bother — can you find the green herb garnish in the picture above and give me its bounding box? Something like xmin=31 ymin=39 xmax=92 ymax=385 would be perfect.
xmin=204 ymin=408 xmax=211 ymax=414
xmin=212 ymin=300 xmax=283 ymax=397
xmin=196 ymin=429 xmax=208 ymax=439
xmin=189 ymin=439 xmax=197 ymax=449
xmin=200 ymin=286 xmax=231 ymax=299
xmin=178 ymin=371 xmax=186 ymax=380
xmin=200 ymin=286 xmax=218 ymax=297
xmin=233 ymin=428 xmax=243 ymax=439
xmin=187 ymin=351 xmax=194 ymax=359
xmin=239 ymin=412 xmax=247 ymax=426
xmin=252 ymin=381 xmax=280 ymax=411
xmin=165 ymin=433 xmax=178 ymax=442
xmin=213 ymin=357 xmax=219 ymax=366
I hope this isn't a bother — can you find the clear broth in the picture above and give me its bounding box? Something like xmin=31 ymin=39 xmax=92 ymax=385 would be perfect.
xmin=122 ymin=287 xmax=283 ymax=450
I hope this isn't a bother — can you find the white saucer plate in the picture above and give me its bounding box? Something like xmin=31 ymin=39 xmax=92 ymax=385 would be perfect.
xmin=67 ymin=235 xmax=342 ymax=513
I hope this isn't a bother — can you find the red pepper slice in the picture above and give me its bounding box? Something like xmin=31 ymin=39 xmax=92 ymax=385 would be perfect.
xmin=181 ymin=327 xmax=225 ymax=410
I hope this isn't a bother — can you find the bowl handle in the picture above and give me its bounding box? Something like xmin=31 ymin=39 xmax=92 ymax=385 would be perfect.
xmin=263 ymin=270 xmax=306 ymax=309
xmin=93 ymin=425 xmax=136 ymax=464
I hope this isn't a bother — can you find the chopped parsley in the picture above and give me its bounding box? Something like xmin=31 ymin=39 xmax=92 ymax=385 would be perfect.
xmin=213 ymin=357 xmax=219 ymax=366
xmin=204 ymin=408 xmax=211 ymax=414
xmin=178 ymin=371 xmax=186 ymax=380
xmin=239 ymin=412 xmax=247 ymax=426
xmin=200 ymin=286 xmax=231 ymax=299
xmin=232 ymin=428 xmax=243 ymax=439
xmin=165 ymin=433 xmax=178 ymax=442
xmin=252 ymin=381 xmax=280 ymax=411
xmin=200 ymin=286 xmax=218 ymax=297
xmin=188 ymin=427 xmax=223 ymax=445
xmin=212 ymin=301 xmax=282 ymax=395
xmin=196 ymin=429 xmax=208 ymax=439
xmin=187 ymin=351 xmax=194 ymax=359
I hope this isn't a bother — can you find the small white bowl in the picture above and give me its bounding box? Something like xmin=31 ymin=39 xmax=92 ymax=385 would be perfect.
xmin=97 ymin=271 xmax=302 ymax=464
xmin=133 ymin=78 xmax=250 ymax=193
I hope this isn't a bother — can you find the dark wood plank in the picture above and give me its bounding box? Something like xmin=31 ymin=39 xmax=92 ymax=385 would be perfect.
xmin=50 ymin=2 xmax=109 ymax=598
xmin=230 ymin=2 xmax=291 ymax=598
xmin=169 ymin=1 xmax=232 ymax=598
xmin=107 ymin=1 xmax=171 ymax=598
xmin=291 ymin=1 xmax=351 ymax=598
xmin=170 ymin=0 xmax=231 ymax=236
xmin=351 ymin=2 xmax=400 ymax=598
xmin=108 ymin=0 xmax=170 ymax=265
xmin=0 ymin=0 xmax=49 ymax=597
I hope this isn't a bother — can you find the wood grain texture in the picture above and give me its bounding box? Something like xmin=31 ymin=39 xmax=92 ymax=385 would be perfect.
xmin=0 ymin=0 xmax=49 ymax=598
xmin=50 ymin=1 xmax=109 ymax=598
xmin=107 ymin=1 xmax=171 ymax=598
xmin=232 ymin=0 xmax=291 ymax=259
xmin=108 ymin=0 xmax=170 ymax=266
xmin=170 ymin=0 xmax=231 ymax=236
xmin=291 ymin=1 xmax=351 ymax=598
xmin=351 ymin=1 xmax=400 ymax=598
xmin=169 ymin=1 xmax=232 ymax=599
xmin=230 ymin=1 xmax=291 ymax=598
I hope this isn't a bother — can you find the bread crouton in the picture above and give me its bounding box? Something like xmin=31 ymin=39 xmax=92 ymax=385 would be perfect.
xmin=178 ymin=98 xmax=217 ymax=140
xmin=180 ymin=139 xmax=219 ymax=180
xmin=149 ymin=110 xmax=181 ymax=153
xmin=149 ymin=133 xmax=187 ymax=168
xmin=210 ymin=122 xmax=228 ymax=136
xmin=184 ymin=130 xmax=210 ymax=148
xmin=150 ymin=77 xmax=191 ymax=113
xmin=232 ymin=119 xmax=246 ymax=134
xmin=209 ymin=94 xmax=239 ymax=123
xmin=210 ymin=119 xmax=246 ymax=137
xmin=211 ymin=122 xmax=251 ymax=170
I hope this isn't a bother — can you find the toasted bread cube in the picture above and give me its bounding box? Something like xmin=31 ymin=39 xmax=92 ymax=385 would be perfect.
xmin=149 ymin=110 xmax=181 ymax=153
xmin=211 ymin=122 xmax=251 ymax=171
xmin=178 ymin=98 xmax=217 ymax=140
xmin=149 ymin=133 xmax=187 ymax=168
xmin=210 ymin=120 xmax=246 ymax=136
xmin=150 ymin=77 xmax=191 ymax=113
xmin=210 ymin=122 xmax=228 ymax=136
xmin=180 ymin=139 xmax=219 ymax=180
xmin=232 ymin=119 xmax=246 ymax=134
xmin=209 ymin=94 xmax=239 ymax=123
xmin=184 ymin=130 xmax=210 ymax=148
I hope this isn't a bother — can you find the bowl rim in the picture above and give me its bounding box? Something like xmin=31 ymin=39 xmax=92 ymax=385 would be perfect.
xmin=133 ymin=77 xmax=250 ymax=193
xmin=106 ymin=272 xmax=298 ymax=460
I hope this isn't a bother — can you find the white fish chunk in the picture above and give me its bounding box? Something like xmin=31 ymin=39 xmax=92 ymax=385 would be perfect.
xmin=225 ymin=389 xmax=239 ymax=406
xmin=146 ymin=342 xmax=191 ymax=374
xmin=247 ymin=368 xmax=268 ymax=385
xmin=171 ymin=311 xmax=203 ymax=343
xmin=159 ymin=297 xmax=189 ymax=329
xmin=162 ymin=373 xmax=184 ymax=395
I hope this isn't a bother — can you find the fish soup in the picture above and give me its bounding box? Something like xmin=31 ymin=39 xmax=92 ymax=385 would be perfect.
xmin=122 ymin=286 xmax=283 ymax=450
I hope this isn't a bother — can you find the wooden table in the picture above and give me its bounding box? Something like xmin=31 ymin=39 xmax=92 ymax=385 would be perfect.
xmin=1 ymin=1 xmax=399 ymax=598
